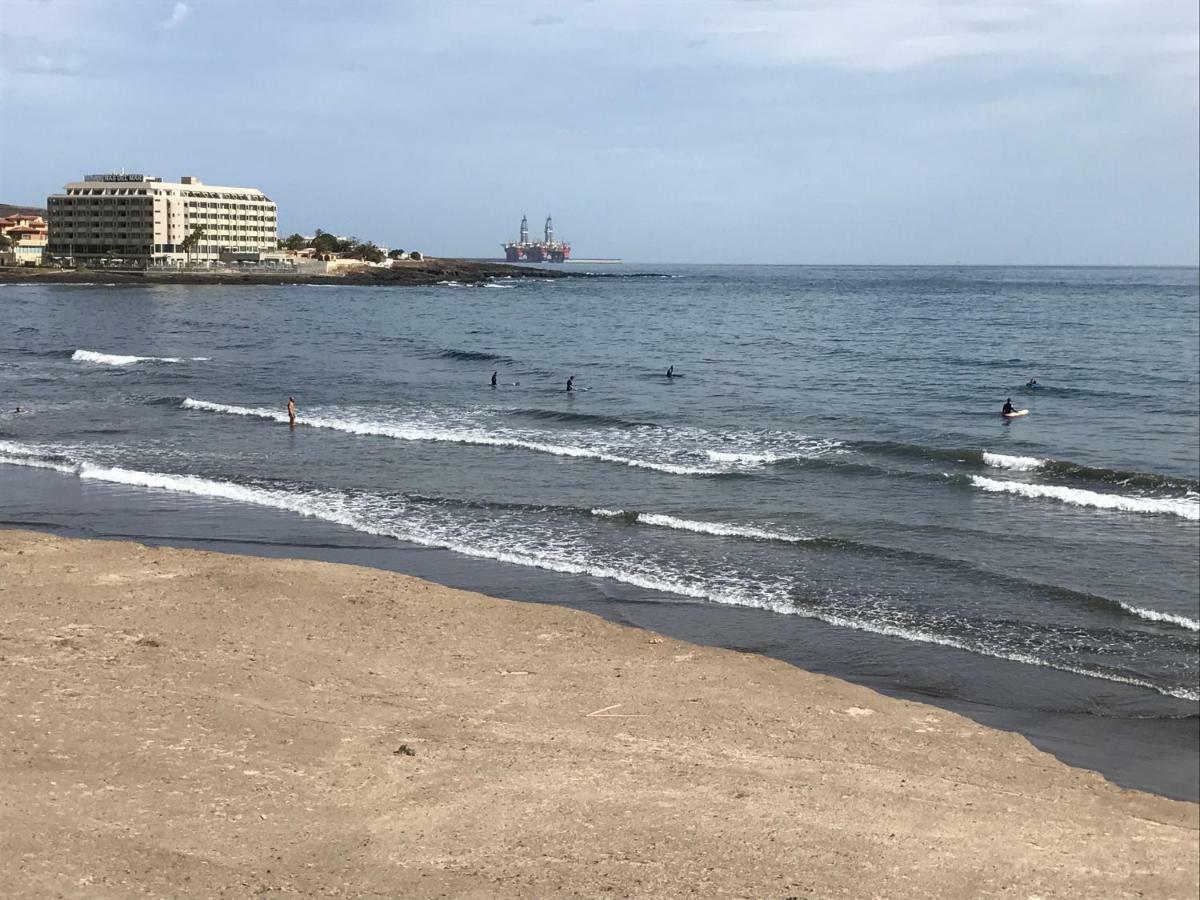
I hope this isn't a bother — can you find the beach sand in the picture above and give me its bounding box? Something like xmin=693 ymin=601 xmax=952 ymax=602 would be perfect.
xmin=1 ymin=529 xmax=1196 ymax=898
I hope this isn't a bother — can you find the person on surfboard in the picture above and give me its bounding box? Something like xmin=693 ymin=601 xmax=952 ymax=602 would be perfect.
xmin=1002 ymin=398 xmax=1016 ymax=416
xmin=666 ymin=365 xmax=674 ymax=378
xmin=566 ymin=376 xmax=575 ymax=392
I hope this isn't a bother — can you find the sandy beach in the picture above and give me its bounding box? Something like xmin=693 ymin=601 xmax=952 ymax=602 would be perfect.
xmin=0 ymin=528 xmax=1196 ymax=898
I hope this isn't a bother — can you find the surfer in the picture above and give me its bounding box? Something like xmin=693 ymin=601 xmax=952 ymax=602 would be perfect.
xmin=666 ymin=365 xmax=674 ymax=378
xmin=287 ymin=396 xmax=297 ymax=428
xmin=566 ymin=376 xmax=575 ymax=393
xmin=1002 ymin=398 xmax=1016 ymax=416
xmin=491 ymin=371 xmax=498 ymax=388
xmin=1026 ymin=378 xmax=1039 ymax=388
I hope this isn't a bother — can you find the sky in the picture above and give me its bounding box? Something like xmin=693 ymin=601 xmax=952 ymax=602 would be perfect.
xmin=1 ymin=0 xmax=1197 ymax=264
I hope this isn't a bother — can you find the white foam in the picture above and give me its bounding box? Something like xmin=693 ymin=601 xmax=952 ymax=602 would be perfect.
xmin=633 ymin=513 xmax=806 ymax=543
xmin=706 ymin=450 xmax=784 ymax=465
xmin=182 ymin=398 xmax=723 ymax=476
xmin=591 ymin=508 xmax=625 ymax=518
xmin=73 ymin=349 xmax=209 ymax=366
xmin=970 ymin=475 xmax=1200 ymax=520
xmin=982 ymin=451 xmax=1044 ymax=471
xmin=1116 ymin=601 xmax=1200 ymax=632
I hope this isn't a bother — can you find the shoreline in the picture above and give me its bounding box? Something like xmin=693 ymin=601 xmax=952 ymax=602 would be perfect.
xmin=2 ymin=463 xmax=1197 ymax=804
xmin=1 ymin=527 xmax=1196 ymax=898
xmin=0 ymin=258 xmax=571 ymax=287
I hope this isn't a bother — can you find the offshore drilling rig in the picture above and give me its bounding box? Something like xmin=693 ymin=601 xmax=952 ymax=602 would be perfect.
xmin=502 ymin=214 xmax=571 ymax=263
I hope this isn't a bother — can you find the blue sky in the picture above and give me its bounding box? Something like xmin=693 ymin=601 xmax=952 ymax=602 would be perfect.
xmin=1 ymin=0 xmax=1197 ymax=263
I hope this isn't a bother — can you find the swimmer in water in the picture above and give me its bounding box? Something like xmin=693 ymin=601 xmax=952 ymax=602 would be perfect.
xmin=287 ymin=396 xmax=297 ymax=428
xmin=566 ymin=376 xmax=575 ymax=392
xmin=491 ymin=371 xmax=498 ymax=387
xmin=1002 ymin=398 xmax=1015 ymax=416
xmin=1026 ymin=378 xmax=1038 ymax=388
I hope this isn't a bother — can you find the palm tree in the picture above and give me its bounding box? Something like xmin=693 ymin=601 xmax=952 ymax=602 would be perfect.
xmin=180 ymin=226 xmax=205 ymax=266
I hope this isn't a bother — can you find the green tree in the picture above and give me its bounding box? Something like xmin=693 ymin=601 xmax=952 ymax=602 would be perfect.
xmin=311 ymin=229 xmax=341 ymax=255
xmin=0 ymin=233 xmax=11 ymax=251
xmin=351 ymin=241 xmax=385 ymax=263
xmin=282 ymin=233 xmax=307 ymax=251
xmin=387 ymin=248 xmax=405 ymax=259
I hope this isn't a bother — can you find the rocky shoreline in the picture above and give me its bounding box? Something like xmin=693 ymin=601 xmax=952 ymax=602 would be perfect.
xmin=0 ymin=258 xmax=570 ymax=287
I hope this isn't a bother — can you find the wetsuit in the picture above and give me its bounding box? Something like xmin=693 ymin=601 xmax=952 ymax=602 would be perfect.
xmin=1002 ymin=401 xmax=1015 ymax=415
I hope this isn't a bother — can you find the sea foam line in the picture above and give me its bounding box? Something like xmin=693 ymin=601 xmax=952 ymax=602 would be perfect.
xmin=4 ymin=452 xmax=1195 ymax=702
xmin=591 ymin=508 xmax=807 ymax=543
xmin=181 ymin=398 xmax=723 ymax=476
xmin=970 ymin=475 xmax=1200 ymax=521
xmin=1116 ymin=602 xmax=1200 ymax=632
xmin=74 ymin=349 xmax=209 ymax=366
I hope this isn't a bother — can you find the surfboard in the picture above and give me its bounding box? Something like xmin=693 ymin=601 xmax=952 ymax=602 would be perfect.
xmin=1002 ymin=409 xmax=1029 ymax=418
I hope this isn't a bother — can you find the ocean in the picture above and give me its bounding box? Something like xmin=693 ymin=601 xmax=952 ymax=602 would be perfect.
xmin=2 ymin=265 xmax=1197 ymax=798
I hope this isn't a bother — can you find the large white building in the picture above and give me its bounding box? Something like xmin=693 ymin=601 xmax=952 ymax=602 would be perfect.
xmin=47 ymin=173 xmax=278 ymax=266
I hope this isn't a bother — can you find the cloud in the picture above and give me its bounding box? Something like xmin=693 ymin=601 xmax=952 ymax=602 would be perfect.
xmin=33 ymin=53 xmax=82 ymax=74
xmin=160 ymin=1 xmax=190 ymax=30
xmin=529 ymin=15 xmax=564 ymax=27
xmin=5 ymin=53 xmax=83 ymax=76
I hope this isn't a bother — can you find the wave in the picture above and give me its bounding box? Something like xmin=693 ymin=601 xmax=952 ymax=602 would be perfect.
xmin=1116 ymin=602 xmax=1200 ymax=632
xmin=969 ymin=475 xmax=1200 ymax=520
xmin=73 ymin=349 xmax=209 ymax=366
xmin=437 ymin=349 xmax=513 ymax=363
xmin=509 ymin=408 xmax=655 ymax=429
xmin=592 ymin=509 xmax=807 ymax=543
xmin=181 ymin=398 xmax=724 ymax=476
xmin=982 ymin=451 xmax=1044 ymax=471
xmin=859 ymin=440 xmax=1198 ymax=492
xmin=707 ymin=449 xmax=798 ymax=466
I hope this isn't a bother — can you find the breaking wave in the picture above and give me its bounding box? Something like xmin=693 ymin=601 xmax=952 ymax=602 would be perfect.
xmin=1116 ymin=602 xmax=1200 ymax=632
xmin=73 ymin=349 xmax=209 ymax=366
xmin=591 ymin=508 xmax=807 ymax=543
xmin=181 ymin=398 xmax=723 ymax=476
xmin=982 ymin=451 xmax=1044 ymax=471
xmin=969 ymin=475 xmax=1200 ymax=520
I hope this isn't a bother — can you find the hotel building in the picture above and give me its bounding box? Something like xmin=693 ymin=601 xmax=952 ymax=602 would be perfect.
xmin=47 ymin=174 xmax=278 ymax=265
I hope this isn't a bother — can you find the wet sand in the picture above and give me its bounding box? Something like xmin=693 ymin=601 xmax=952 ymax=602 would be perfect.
xmin=1 ymin=529 xmax=1196 ymax=898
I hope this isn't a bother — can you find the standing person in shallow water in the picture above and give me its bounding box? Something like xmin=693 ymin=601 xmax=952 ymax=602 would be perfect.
xmin=491 ymin=371 xmax=498 ymax=388
xmin=666 ymin=365 xmax=674 ymax=378
xmin=287 ymin=396 xmax=297 ymax=428
xmin=566 ymin=376 xmax=575 ymax=392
